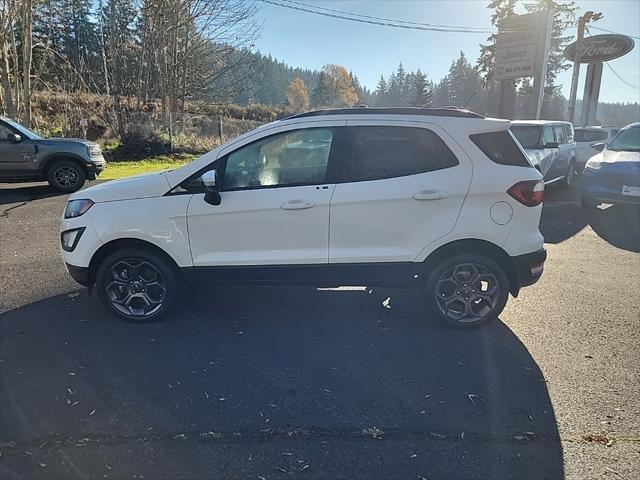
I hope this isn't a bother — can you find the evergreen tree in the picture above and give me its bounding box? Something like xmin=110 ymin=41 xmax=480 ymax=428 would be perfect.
xmin=411 ymin=69 xmax=433 ymax=108
xmin=477 ymin=0 xmax=517 ymax=87
xmin=375 ymin=75 xmax=388 ymax=106
xmin=312 ymin=72 xmax=330 ymax=108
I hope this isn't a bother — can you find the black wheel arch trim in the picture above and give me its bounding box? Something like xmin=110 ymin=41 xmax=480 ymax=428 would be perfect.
xmin=41 ymin=153 xmax=91 ymax=174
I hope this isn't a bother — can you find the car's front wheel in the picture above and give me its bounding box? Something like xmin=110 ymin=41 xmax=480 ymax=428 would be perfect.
xmin=96 ymin=248 xmax=178 ymax=322
xmin=47 ymin=160 xmax=87 ymax=193
xmin=425 ymin=254 xmax=509 ymax=328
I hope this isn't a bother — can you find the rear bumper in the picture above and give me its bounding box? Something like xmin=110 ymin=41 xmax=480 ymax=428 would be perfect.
xmin=65 ymin=263 xmax=90 ymax=287
xmin=512 ymin=248 xmax=546 ymax=291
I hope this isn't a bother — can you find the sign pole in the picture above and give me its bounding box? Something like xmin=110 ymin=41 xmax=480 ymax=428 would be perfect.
xmin=567 ymin=14 xmax=588 ymax=123
xmin=532 ymin=9 xmax=553 ymax=119
xmin=580 ymin=62 xmax=603 ymax=125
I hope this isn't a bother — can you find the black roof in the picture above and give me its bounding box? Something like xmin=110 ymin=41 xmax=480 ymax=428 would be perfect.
xmin=288 ymin=107 xmax=484 ymax=119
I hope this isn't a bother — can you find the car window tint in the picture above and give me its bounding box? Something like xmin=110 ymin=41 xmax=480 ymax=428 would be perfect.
xmin=608 ymin=126 xmax=640 ymax=152
xmin=223 ymin=128 xmax=333 ymax=190
xmin=0 ymin=123 xmax=13 ymax=141
xmin=575 ymin=129 xmax=609 ymax=142
xmin=470 ymin=130 xmax=532 ymax=167
xmin=345 ymin=126 xmax=458 ymax=182
xmin=553 ymin=126 xmax=566 ymax=144
xmin=510 ymin=126 xmax=541 ymax=149
xmin=542 ymin=126 xmax=555 ymax=145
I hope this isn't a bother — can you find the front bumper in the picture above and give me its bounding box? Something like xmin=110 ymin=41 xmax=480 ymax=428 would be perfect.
xmin=512 ymin=248 xmax=547 ymax=291
xmin=65 ymin=263 xmax=90 ymax=287
xmin=581 ymin=165 xmax=640 ymax=207
xmin=86 ymin=157 xmax=106 ymax=179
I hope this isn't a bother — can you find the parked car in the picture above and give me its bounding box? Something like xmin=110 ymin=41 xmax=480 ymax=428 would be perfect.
xmin=0 ymin=116 xmax=106 ymax=192
xmin=60 ymin=107 xmax=546 ymax=328
xmin=581 ymin=122 xmax=640 ymax=208
xmin=574 ymin=125 xmax=619 ymax=168
xmin=510 ymin=120 xmax=577 ymax=188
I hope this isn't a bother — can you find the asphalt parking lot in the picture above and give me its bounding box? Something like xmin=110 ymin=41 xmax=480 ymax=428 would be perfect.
xmin=1 ymin=179 xmax=639 ymax=479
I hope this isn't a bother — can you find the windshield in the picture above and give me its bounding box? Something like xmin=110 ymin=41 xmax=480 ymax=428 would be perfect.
xmin=2 ymin=117 xmax=42 ymax=140
xmin=607 ymin=126 xmax=640 ymax=152
xmin=511 ymin=126 xmax=542 ymax=149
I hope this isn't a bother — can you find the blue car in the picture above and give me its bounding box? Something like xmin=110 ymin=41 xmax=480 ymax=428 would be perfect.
xmin=581 ymin=122 xmax=640 ymax=208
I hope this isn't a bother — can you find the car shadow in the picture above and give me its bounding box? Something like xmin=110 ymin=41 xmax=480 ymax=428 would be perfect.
xmin=541 ymin=178 xmax=639 ymax=252
xmin=0 ymin=286 xmax=564 ymax=479
xmin=0 ymin=182 xmax=65 ymax=205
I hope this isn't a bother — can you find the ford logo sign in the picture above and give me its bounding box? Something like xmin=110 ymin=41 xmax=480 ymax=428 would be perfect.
xmin=564 ymin=34 xmax=635 ymax=63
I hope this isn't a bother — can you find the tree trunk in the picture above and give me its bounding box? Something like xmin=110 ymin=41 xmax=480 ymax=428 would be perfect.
xmin=21 ymin=0 xmax=33 ymax=127
xmin=0 ymin=36 xmax=17 ymax=119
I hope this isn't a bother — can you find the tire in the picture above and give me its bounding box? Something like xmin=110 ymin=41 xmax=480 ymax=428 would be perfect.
xmin=425 ymin=254 xmax=509 ymax=329
xmin=96 ymin=248 xmax=178 ymax=323
xmin=47 ymin=160 xmax=86 ymax=193
xmin=558 ymin=159 xmax=576 ymax=189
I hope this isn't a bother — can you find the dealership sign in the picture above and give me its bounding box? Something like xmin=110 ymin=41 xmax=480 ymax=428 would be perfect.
xmin=564 ymin=34 xmax=635 ymax=63
xmin=494 ymin=12 xmax=548 ymax=81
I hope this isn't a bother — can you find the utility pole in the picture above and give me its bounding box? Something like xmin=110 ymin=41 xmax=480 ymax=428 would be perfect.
xmin=567 ymin=11 xmax=603 ymax=124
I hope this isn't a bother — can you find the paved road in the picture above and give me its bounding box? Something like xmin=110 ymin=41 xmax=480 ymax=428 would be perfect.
xmin=1 ymin=179 xmax=638 ymax=479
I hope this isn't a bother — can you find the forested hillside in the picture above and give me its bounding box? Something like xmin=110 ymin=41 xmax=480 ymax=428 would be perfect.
xmin=0 ymin=0 xmax=637 ymax=149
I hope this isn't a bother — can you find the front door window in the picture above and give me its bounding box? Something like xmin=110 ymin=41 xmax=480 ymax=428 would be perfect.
xmin=223 ymin=128 xmax=334 ymax=190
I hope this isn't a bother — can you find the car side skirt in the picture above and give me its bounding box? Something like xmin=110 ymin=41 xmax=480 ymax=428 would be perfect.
xmin=182 ymin=262 xmax=421 ymax=286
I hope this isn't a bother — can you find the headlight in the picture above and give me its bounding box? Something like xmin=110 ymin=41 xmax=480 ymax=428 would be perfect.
xmin=64 ymin=199 xmax=94 ymax=218
xmin=584 ymin=158 xmax=602 ymax=171
xmin=61 ymin=227 xmax=86 ymax=252
xmin=88 ymin=145 xmax=102 ymax=157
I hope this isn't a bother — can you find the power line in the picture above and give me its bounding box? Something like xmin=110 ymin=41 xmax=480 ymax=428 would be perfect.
xmin=604 ymin=61 xmax=640 ymax=90
xmin=277 ymin=0 xmax=490 ymax=31
xmin=257 ymin=0 xmax=496 ymax=34
xmin=589 ymin=25 xmax=640 ymax=40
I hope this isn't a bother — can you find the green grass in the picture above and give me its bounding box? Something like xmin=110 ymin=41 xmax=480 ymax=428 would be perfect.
xmin=101 ymin=153 xmax=197 ymax=180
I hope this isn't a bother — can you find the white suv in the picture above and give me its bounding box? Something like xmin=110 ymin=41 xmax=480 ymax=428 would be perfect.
xmin=60 ymin=108 xmax=546 ymax=328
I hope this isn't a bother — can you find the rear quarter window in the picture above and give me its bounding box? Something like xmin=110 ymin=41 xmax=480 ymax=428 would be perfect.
xmin=575 ymin=129 xmax=609 ymax=142
xmin=343 ymin=126 xmax=459 ymax=182
xmin=470 ymin=130 xmax=532 ymax=167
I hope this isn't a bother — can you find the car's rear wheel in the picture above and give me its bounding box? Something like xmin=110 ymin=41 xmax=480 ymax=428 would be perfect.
xmin=425 ymin=254 xmax=509 ymax=328
xmin=96 ymin=248 xmax=178 ymax=323
xmin=47 ymin=160 xmax=86 ymax=193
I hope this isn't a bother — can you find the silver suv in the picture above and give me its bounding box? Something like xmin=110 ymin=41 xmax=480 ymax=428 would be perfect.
xmin=0 ymin=116 xmax=106 ymax=192
xmin=511 ymin=120 xmax=577 ymax=188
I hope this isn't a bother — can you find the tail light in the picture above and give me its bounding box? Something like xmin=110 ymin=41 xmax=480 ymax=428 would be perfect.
xmin=508 ymin=180 xmax=545 ymax=207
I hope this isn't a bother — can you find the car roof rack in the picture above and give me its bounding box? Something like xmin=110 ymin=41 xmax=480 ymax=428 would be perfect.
xmin=287 ymin=106 xmax=484 ymax=120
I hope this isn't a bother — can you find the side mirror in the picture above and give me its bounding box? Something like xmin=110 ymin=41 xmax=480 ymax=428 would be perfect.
xmin=7 ymin=133 xmax=21 ymax=143
xmin=590 ymin=142 xmax=606 ymax=152
xmin=543 ymin=142 xmax=559 ymax=149
xmin=202 ymin=170 xmax=221 ymax=206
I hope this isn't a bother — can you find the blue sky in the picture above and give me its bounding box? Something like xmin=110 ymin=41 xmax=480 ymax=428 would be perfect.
xmin=253 ymin=0 xmax=640 ymax=103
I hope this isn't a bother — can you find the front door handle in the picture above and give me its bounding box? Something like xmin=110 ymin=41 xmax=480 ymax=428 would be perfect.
xmin=413 ymin=190 xmax=449 ymax=201
xmin=281 ymin=199 xmax=315 ymax=210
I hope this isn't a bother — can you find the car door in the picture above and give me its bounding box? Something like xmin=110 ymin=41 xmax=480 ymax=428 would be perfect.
xmin=187 ymin=125 xmax=339 ymax=268
xmin=538 ymin=125 xmax=558 ymax=180
xmin=0 ymin=121 xmax=36 ymax=177
xmin=550 ymin=124 xmax=570 ymax=178
xmin=329 ymin=122 xmax=472 ymax=264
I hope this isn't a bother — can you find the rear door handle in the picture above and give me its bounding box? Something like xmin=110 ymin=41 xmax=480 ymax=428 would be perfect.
xmin=281 ymin=199 xmax=315 ymax=210
xmin=413 ymin=190 xmax=449 ymax=201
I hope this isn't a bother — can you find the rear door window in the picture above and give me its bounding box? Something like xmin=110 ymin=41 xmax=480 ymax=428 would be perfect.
xmin=542 ymin=126 xmax=556 ymax=146
xmin=554 ymin=125 xmax=566 ymax=144
xmin=341 ymin=126 xmax=459 ymax=182
xmin=470 ymin=130 xmax=532 ymax=167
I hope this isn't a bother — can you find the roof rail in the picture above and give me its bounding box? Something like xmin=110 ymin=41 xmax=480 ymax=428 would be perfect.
xmin=287 ymin=107 xmax=484 ymax=120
